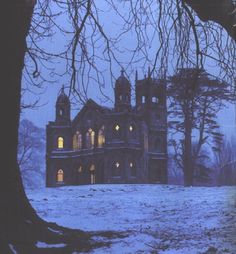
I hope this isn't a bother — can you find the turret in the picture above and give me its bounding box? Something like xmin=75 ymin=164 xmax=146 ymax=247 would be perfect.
xmin=56 ymin=86 xmax=71 ymax=124
xmin=114 ymin=69 xmax=131 ymax=111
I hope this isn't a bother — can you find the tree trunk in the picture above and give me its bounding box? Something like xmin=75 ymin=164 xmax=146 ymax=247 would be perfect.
xmin=183 ymin=109 xmax=194 ymax=186
xmin=0 ymin=2 xmax=94 ymax=253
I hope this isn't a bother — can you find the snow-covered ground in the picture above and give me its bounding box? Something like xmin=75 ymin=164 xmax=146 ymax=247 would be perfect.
xmin=26 ymin=184 xmax=236 ymax=254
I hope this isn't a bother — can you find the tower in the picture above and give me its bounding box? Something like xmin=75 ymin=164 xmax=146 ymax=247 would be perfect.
xmin=114 ymin=69 xmax=131 ymax=111
xmin=56 ymin=86 xmax=71 ymax=124
xmin=135 ymin=70 xmax=168 ymax=183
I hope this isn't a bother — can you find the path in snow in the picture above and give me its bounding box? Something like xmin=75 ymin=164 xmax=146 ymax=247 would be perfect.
xmin=26 ymin=184 xmax=236 ymax=254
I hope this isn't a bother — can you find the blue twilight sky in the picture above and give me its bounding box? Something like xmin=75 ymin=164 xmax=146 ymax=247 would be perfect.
xmin=21 ymin=1 xmax=236 ymax=140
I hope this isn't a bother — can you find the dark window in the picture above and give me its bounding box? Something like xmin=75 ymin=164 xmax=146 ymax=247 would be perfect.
xmin=154 ymin=137 xmax=163 ymax=152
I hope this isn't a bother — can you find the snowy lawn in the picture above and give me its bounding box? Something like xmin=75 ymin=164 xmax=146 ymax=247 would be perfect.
xmin=26 ymin=184 xmax=236 ymax=254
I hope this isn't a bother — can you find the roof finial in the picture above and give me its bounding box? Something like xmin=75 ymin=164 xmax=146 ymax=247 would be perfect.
xmin=121 ymin=68 xmax=125 ymax=77
xmin=61 ymin=85 xmax=65 ymax=93
xmin=148 ymin=66 xmax=151 ymax=78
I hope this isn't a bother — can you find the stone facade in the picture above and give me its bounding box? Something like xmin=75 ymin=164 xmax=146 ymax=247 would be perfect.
xmin=46 ymin=70 xmax=168 ymax=187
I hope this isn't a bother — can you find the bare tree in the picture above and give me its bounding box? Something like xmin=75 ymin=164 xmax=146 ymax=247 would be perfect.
xmin=18 ymin=119 xmax=45 ymax=188
xmin=214 ymin=136 xmax=236 ymax=185
xmin=2 ymin=0 xmax=236 ymax=252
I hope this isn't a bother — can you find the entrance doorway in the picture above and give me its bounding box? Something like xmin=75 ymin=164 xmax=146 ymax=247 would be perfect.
xmin=90 ymin=164 xmax=96 ymax=184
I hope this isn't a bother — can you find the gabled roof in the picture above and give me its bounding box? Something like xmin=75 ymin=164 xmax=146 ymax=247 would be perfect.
xmin=72 ymin=99 xmax=111 ymax=126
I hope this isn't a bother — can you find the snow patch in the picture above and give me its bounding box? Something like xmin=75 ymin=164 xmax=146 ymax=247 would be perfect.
xmin=36 ymin=242 xmax=67 ymax=248
xmin=26 ymin=184 xmax=236 ymax=253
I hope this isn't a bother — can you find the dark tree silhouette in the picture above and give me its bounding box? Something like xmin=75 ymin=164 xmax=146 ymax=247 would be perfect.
xmin=1 ymin=2 xmax=108 ymax=253
xmin=1 ymin=0 xmax=235 ymax=252
xmin=168 ymin=68 xmax=231 ymax=186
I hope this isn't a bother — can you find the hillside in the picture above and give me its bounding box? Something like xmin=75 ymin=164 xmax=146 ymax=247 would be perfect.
xmin=26 ymin=184 xmax=236 ymax=253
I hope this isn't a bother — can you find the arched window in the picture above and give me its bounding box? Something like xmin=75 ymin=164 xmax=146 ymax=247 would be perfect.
xmin=57 ymin=169 xmax=64 ymax=182
xmin=152 ymin=96 xmax=159 ymax=103
xmin=142 ymin=96 xmax=146 ymax=103
xmin=86 ymin=128 xmax=95 ymax=149
xmin=129 ymin=123 xmax=137 ymax=140
xmin=112 ymin=161 xmax=121 ymax=177
xmin=130 ymin=162 xmax=136 ymax=177
xmin=89 ymin=164 xmax=95 ymax=184
xmin=98 ymin=126 xmax=105 ymax=148
xmin=73 ymin=131 xmax=82 ymax=150
xmin=57 ymin=137 xmax=64 ymax=149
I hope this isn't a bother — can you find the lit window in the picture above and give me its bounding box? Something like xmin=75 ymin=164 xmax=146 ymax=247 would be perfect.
xmin=57 ymin=169 xmax=64 ymax=182
xmin=58 ymin=137 xmax=64 ymax=149
xmin=130 ymin=164 xmax=136 ymax=177
xmin=113 ymin=161 xmax=121 ymax=177
xmin=152 ymin=97 xmax=159 ymax=103
xmin=129 ymin=125 xmax=133 ymax=132
xmin=98 ymin=126 xmax=105 ymax=148
xmin=90 ymin=164 xmax=95 ymax=184
xmin=115 ymin=124 xmax=120 ymax=131
xmin=90 ymin=164 xmax=95 ymax=171
xmin=142 ymin=96 xmax=145 ymax=103
xmin=130 ymin=162 xmax=133 ymax=167
xmin=86 ymin=128 xmax=95 ymax=149
xmin=73 ymin=131 xmax=82 ymax=150
xmin=78 ymin=166 xmax=82 ymax=173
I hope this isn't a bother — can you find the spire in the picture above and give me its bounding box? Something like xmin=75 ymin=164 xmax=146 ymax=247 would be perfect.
xmin=148 ymin=66 xmax=151 ymax=78
xmin=135 ymin=70 xmax=138 ymax=82
xmin=121 ymin=68 xmax=125 ymax=77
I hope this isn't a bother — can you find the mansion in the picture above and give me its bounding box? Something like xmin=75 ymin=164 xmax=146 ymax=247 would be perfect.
xmin=46 ymin=70 xmax=168 ymax=186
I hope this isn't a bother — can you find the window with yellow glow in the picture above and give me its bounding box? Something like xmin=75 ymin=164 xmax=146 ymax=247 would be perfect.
xmin=73 ymin=131 xmax=82 ymax=150
xmin=115 ymin=124 xmax=120 ymax=131
xmin=86 ymin=128 xmax=95 ymax=148
xmin=57 ymin=169 xmax=64 ymax=182
xmin=98 ymin=126 xmax=105 ymax=148
xmin=57 ymin=137 xmax=64 ymax=149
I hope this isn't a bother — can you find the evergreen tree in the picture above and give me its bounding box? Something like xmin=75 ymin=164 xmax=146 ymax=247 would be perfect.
xmin=168 ymin=68 xmax=231 ymax=186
